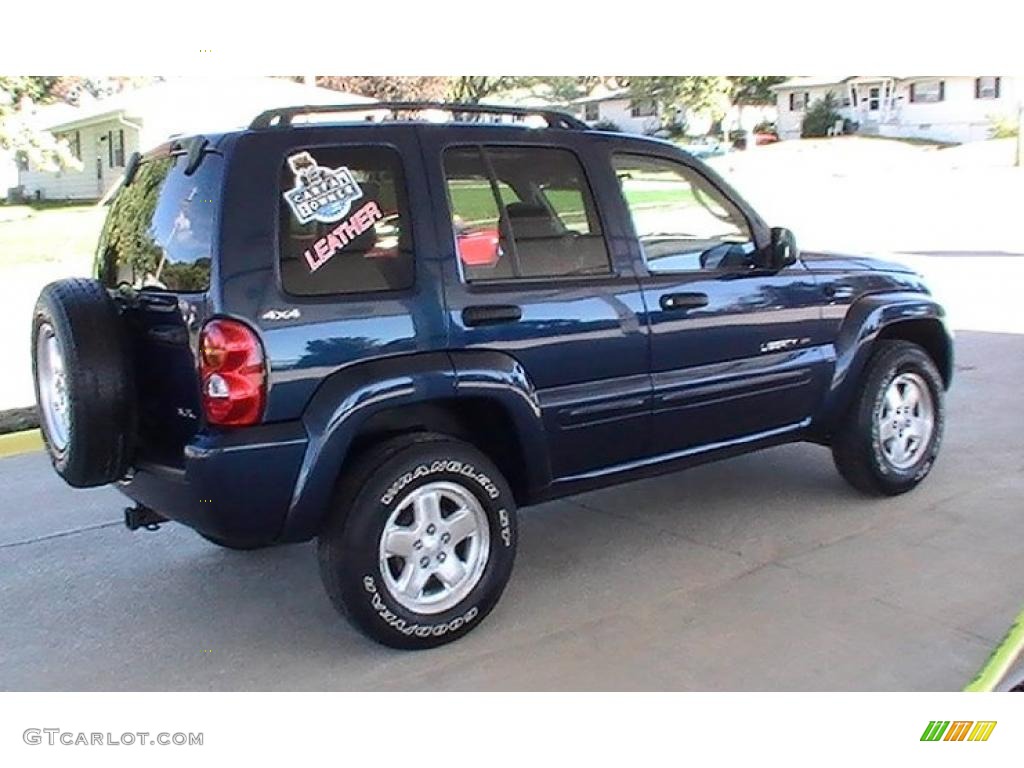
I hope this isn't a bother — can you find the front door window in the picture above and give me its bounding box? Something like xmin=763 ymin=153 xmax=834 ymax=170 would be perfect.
xmin=612 ymin=154 xmax=756 ymax=274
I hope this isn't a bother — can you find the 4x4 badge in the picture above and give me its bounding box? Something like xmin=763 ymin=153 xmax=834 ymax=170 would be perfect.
xmin=283 ymin=152 xmax=363 ymax=225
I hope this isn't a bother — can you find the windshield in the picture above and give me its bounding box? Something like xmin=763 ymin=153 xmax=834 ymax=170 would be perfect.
xmin=96 ymin=149 xmax=222 ymax=292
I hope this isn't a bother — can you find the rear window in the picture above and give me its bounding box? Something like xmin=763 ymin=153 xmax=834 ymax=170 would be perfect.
xmin=278 ymin=146 xmax=413 ymax=296
xmin=97 ymin=150 xmax=221 ymax=292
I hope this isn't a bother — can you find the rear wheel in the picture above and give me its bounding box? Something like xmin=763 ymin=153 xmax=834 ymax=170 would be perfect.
xmin=318 ymin=434 xmax=517 ymax=649
xmin=832 ymin=340 xmax=945 ymax=495
xmin=32 ymin=279 xmax=136 ymax=487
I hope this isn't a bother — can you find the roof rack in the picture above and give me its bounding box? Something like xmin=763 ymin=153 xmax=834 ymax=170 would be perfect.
xmin=249 ymin=102 xmax=589 ymax=131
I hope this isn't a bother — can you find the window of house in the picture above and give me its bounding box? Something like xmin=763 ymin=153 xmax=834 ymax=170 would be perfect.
xmin=583 ymin=103 xmax=599 ymax=121
xmin=57 ymin=130 xmax=81 ymax=161
xmin=976 ymin=77 xmax=1001 ymax=99
xmin=910 ymin=80 xmax=944 ymax=103
xmin=278 ymin=146 xmax=414 ymax=296
xmin=107 ymin=129 xmax=125 ymax=167
xmin=613 ymin=154 xmax=755 ymax=273
xmin=789 ymin=92 xmax=810 ymax=111
xmin=630 ymin=100 xmax=657 ymax=118
xmin=443 ymin=146 xmax=611 ymax=282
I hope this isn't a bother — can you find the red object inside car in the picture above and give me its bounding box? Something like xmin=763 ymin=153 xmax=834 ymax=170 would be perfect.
xmin=457 ymin=229 xmax=501 ymax=267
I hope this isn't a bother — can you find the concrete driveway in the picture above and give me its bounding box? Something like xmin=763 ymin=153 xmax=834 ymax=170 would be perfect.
xmin=1 ymin=317 xmax=1021 ymax=690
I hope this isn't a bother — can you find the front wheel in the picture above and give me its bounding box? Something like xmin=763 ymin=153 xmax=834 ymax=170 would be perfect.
xmin=318 ymin=434 xmax=517 ymax=649
xmin=832 ymin=340 xmax=945 ymax=495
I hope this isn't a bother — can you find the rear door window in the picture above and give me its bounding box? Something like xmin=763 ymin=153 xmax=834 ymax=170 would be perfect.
xmin=443 ymin=146 xmax=611 ymax=281
xmin=97 ymin=150 xmax=222 ymax=292
xmin=278 ymin=146 xmax=413 ymax=296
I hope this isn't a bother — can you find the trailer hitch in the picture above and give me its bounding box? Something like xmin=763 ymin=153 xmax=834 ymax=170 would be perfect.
xmin=124 ymin=504 xmax=168 ymax=531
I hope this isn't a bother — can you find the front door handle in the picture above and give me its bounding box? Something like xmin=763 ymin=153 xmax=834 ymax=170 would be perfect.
xmin=660 ymin=292 xmax=709 ymax=311
xmin=824 ymin=284 xmax=855 ymax=300
xmin=462 ymin=304 xmax=523 ymax=327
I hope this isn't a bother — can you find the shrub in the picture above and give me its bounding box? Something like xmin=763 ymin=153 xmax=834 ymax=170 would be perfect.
xmin=592 ymin=119 xmax=622 ymax=132
xmin=647 ymin=122 xmax=687 ymax=139
xmin=752 ymin=120 xmax=776 ymax=135
xmin=989 ymin=113 xmax=1019 ymax=139
xmin=801 ymin=92 xmax=842 ymax=138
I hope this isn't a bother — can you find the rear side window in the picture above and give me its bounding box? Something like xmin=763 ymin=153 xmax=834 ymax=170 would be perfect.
xmin=97 ymin=151 xmax=222 ymax=291
xmin=444 ymin=146 xmax=611 ymax=281
xmin=278 ymin=146 xmax=413 ymax=296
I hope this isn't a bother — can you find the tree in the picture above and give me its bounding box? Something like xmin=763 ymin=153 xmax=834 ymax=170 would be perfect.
xmin=620 ymin=76 xmax=732 ymax=126
xmin=0 ymin=77 xmax=80 ymax=173
xmin=312 ymin=76 xmax=450 ymax=102
xmin=447 ymin=76 xmax=526 ymax=104
xmin=448 ymin=76 xmax=618 ymax=106
xmin=728 ymin=76 xmax=788 ymax=106
xmin=536 ymin=76 xmax=609 ymax=105
xmin=289 ymin=76 xmax=614 ymax=107
xmin=801 ymin=92 xmax=842 ymax=138
xmin=2 ymin=76 xmax=158 ymax=106
xmin=0 ymin=76 xmax=61 ymax=104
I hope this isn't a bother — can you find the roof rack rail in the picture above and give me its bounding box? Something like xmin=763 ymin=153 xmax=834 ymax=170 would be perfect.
xmin=249 ymin=102 xmax=589 ymax=131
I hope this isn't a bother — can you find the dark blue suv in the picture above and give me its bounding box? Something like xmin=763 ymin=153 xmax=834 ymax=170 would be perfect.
xmin=31 ymin=103 xmax=952 ymax=649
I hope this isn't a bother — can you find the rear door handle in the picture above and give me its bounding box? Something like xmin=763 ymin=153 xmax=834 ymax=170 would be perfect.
xmin=462 ymin=304 xmax=523 ymax=327
xmin=660 ymin=292 xmax=709 ymax=311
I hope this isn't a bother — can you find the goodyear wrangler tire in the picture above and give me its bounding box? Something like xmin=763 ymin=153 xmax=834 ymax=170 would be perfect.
xmin=31 ymin=278 xmax=136 ymax=488
xmin=831 ymin=340 xmax=945 ymax=496
xmin=318 ymin=434 xmax=518 ymax=649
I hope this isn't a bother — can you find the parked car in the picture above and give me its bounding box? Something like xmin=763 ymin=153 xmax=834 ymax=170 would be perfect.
xmin=732 ymin=129 xmax=780 ymax=150
xmin=31 ymin=103 xmax=952 ymax=650
xmin=676 ymin=135 xmax=729 ymax=158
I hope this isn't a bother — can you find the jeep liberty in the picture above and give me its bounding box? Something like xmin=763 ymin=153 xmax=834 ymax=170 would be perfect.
xmin=31 ymin=103 xmax=952 ymax=649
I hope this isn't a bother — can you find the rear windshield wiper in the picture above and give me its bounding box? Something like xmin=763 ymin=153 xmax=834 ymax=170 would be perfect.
xmin=169 ymin=136 xmax=213 ymax=176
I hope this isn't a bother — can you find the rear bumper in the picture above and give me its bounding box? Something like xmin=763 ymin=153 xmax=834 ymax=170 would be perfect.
xmin=118 ymin=421 xmax=307 ymax=545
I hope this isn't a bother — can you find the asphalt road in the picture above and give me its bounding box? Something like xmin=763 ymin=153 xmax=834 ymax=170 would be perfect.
xmin=1 ymin=323 xmax=1021 ymax=691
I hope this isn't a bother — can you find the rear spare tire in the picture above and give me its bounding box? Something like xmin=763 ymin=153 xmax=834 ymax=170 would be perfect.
xmin=32 ymin=278 xmax=136 ymax=487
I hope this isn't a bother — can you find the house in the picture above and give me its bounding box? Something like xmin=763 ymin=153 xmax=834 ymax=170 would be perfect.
xmin=772 ymin=76 xmax=1019 ymax=143
xmin=3 ymin=100 xmax=81 ymax=199
xmin=573 ymin=88 xmax=668 ymax=134
xmin=573 ymin=87 xmax=775 ymax=138
xmin=18 ymin=77 xmax=375 ymax=201
xmin=1 ymin=150 xmax=18 ymax=197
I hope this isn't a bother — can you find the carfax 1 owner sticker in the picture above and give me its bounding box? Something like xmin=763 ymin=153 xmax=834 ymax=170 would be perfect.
xmin=283 ymin=152 xmax=384 ymax=272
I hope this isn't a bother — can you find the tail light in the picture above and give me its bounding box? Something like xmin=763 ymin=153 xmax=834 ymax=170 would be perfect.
xmin=199 ymin=319 xmax=266 ymax=427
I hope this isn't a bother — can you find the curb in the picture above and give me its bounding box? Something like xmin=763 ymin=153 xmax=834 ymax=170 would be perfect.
xmin=964 ymin=608 xmax=1024 ymax=692
xmin=0 ymin=405 xmax=39 ymax=436
xmin=0 ymin=429 xmax=44 ymax=458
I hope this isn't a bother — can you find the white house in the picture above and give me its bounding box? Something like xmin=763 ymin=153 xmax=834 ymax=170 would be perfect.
xmin=772 ymin=76 xmax=1019 ymax=143
xmin=3 ymin=100 xmax=81 ymax=198
xmin=573 ymin=87 xmax=775 ymax=138
xmin=18 ymin=77 xmax=375 ymax=201
xmin=573 ymin=88 xmax=667 ymax=134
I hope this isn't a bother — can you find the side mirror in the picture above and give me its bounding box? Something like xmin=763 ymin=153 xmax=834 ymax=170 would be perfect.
xmin=770 ymin=227 xmax=799 ymax=268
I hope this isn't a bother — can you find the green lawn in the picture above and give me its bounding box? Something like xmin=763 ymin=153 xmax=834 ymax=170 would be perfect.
xmin=0 ymin=203 xmax=105 ymax=270
xmin=448 ymin=182 xmax=695 ymax=228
